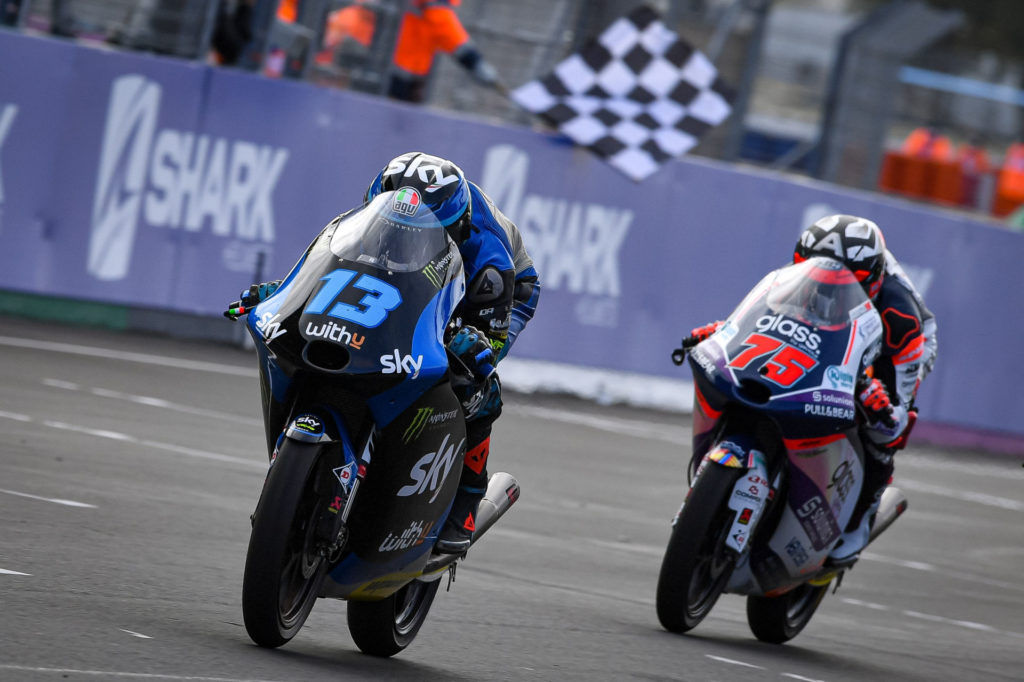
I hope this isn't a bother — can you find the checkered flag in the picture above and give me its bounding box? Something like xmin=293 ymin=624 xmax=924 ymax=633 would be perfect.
xmin=511 ymin=5 xmax=735 ymax=182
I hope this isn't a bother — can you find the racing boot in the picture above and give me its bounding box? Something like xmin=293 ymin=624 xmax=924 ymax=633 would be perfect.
xmin=435 ymin=484 xmax=484 ymax=554
xmin=826 ymin=448 xmax=894 ymax=568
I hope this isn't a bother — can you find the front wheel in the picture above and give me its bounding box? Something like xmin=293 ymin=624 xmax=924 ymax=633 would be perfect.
xmin=347 ymin=580 xmax=442 ymax=657
xmin=242 ymin=441 xmax=329 ymax=648
xmin=656 ymin=462 xmax=741 ymax=633
xmin=746 ymin=580 xmax=831 ymax=643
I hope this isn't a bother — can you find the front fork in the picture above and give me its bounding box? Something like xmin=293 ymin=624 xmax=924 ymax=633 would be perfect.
xmin=257 ymin=412 xmax=371 ymax=561
xmin=683 ymin=441 xmax=775 ymax=556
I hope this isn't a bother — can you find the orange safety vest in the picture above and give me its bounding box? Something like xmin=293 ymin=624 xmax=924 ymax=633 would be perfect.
xmin=901 ymin=127 xmax=953 ymax=161
xmin=997 ymin=143 xmax=1024 ymax=202
xmin=277 ymin=0 xmax=298 ymax=23
xmin=324 ymin=4 xmax=376 ymax=49
xmin=392 ymin=0 xmax=469 ymax=77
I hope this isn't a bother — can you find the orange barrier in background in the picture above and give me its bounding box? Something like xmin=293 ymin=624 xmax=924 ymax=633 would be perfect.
xmin=879 ymin=151 xmax=965 ymax=205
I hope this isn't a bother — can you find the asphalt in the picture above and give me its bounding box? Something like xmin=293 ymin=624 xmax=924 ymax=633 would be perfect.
xmin=1 ymin=316 xmax=1021 ymax=682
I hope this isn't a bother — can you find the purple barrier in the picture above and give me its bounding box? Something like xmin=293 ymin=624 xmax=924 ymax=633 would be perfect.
xmin=1 ymin=31 xmax=1022 ymax=439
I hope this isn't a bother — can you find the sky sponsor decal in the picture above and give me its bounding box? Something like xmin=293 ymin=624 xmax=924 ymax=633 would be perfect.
xmin=380 ymin=350 xmax=424 ymax=377
xmin=397 ymin=434 xmax=464 ymax=502
xmin=88 ymin=75 xmax=289 ymax=281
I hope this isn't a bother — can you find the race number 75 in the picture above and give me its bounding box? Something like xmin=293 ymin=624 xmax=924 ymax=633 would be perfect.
xmin=726 ymin=333 xmax=817 ymax=387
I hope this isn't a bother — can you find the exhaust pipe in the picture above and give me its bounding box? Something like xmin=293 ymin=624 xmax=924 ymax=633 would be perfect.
xmin=420 ymin=472 xmax=520 ymax=578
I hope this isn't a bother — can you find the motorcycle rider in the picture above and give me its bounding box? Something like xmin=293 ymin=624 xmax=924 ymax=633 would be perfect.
xmin=680 ymin=215 xmax=937 ymax=567
xmin=236 ymin=152 xmax=540 ymax=555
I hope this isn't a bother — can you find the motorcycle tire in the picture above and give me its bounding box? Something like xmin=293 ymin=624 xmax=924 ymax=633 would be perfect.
xmin=347 ymin=579 xmax=441 ymax=657
xmin=656 ymin=462 xmax=741 ymax=633
xmin=242 ymin=440 xmax=329 ymax=648
xmin=746 ymin=580 xmax=830 ymax=643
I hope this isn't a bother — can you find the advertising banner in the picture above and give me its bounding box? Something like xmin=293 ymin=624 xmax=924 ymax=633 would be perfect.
xmin=1 ymin=31 xmax=1021 ymax=438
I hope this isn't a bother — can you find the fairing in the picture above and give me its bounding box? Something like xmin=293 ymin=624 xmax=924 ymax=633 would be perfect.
xmin=242 ymin=191 xmax=470 ymax=598
xmin=685 ymin=257 xmax=885 ymax=595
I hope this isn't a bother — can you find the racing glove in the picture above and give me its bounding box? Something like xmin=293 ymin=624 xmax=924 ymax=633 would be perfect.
xmin=224 ymin=280 xmax=282 ymax=319
xmin=681 ymin=320 xmax=725 ymax=350
xmin=447 ymin=325 xmax=496 ymax=382
xmin=857 ymin=377 xmax=896 ymax=429
xmin=463 ymin=374 xmax=502 ymax=421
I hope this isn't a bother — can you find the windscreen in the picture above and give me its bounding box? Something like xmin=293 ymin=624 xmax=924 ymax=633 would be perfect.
xmin=329 ymin=191 xmax=451 ymax=272
xmin=764 ymin=257 xmax=869 ymax=328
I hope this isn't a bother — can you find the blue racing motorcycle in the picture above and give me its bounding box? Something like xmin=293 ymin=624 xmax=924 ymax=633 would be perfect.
xmin=226 ymin=191 xmax=519 ymax=657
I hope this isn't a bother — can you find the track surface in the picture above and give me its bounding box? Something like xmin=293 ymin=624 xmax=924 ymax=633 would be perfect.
xmin=1 ymin=317 xmax=1021 ymax=682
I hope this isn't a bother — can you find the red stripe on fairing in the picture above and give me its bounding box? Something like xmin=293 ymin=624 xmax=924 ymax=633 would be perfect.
xmin=695 ymin=385 xmax=722 ymax=420
xmin=893 ymin=335 xmax=925 ymax=364
xmin=784 ymin=433 xmax=846 ymax=450
xmin=842 ymin=319 xmax=858 ymax=365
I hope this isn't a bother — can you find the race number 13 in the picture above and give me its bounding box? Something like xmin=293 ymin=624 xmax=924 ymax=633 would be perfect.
xmin=726 ymin=332 xmax=817 ymax=387
xmin=304 ymin=269 xmax=402 ymax=328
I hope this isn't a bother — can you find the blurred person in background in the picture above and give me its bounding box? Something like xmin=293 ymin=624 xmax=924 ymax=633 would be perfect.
xmin=314 ymin=0 xmax=376 ymax=69
xmin=388 ymin=0 xmax=502 ymax=103
xmin=1 ymin=0 xmax=21 ymax=26
xmin=679 ymin=215 xmax=938 ymax=568
xmin=234 ymin=152 xmax=540 ymax=554
xmin=956 ymin=132 xmax=992 ymax=208
xmin=995 ymin=141 xmax=1024 ymax=219
xmin=210 ymin=0 xmax=255 ymax=66
xmin=901 ymin=123 xmax=954 ymax=162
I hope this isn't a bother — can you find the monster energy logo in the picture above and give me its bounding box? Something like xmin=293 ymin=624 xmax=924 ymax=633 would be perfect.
xmin=422 ymin=250 xmax=456 ymax=289
xmin=402 ymin=407 xmax=458 ymax=443
xmin=423 ymin=264 xmax=443 ymax=288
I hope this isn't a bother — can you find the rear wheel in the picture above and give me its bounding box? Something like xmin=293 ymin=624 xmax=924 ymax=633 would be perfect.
xmin=746 ymin=581 xmax=831 ymax=643
xmin=656 ymin=462 xmax=741 ymax=633
xmin=242 ymin=441 xmax=329 ymax=648
xmin=347 ymin=579 xmax=442 ymax=657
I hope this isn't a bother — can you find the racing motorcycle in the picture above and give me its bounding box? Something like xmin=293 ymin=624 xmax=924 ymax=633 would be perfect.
xmin=657 ymin=256 xmax=908 ymax=643
xmin=226 ymin=191 xmax=520 ymax=657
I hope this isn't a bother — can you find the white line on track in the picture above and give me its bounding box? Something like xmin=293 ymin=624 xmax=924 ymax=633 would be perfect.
xmin=843 ymin=599 xmax=1024 ymax=640
xmin=119 ymin=629 xmax=153 ymax=639
xmin=0 ymin=568 xmax=31 ymax=576
xmin=706 ymin=654 xmax=765 ymax=669
xmin=0 ymin=665 xmax=286 ymax=681
xmin=840 ymin=597 xmax=890 ymax=611
xmin=0 ymin=335 xmax=255 ymax=376
xmin=0 ymin=487 xmax=97 ymax=508
xmin=0 ymin=412 xmax=264 ymax=471
xmin=781 ymin=674 xmax=827 ymax=682
xmin=896 ymin=478 xmax=1024 ymax=512
xmin=42 ymin=378 xmax=263 ymax=427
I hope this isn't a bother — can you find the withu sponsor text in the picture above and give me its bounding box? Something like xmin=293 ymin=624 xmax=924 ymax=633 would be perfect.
xmin=88 ymin=75 xmax=289 ymax=281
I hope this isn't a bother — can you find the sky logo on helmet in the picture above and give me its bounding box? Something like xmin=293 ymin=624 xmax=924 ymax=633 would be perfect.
xmin=393 ymin=187 xmax=421 ymax=216
xmin=88 ymin=75 xmax=289 ymax=281
xmin=383 ymin=154 xmax=459 ymax=191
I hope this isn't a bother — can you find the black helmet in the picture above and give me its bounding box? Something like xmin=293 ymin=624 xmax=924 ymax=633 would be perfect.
xmin=794 ymin=214 xmax=886 ymax=298
xmin=364 ymin=152 xmax=473 ymax=243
